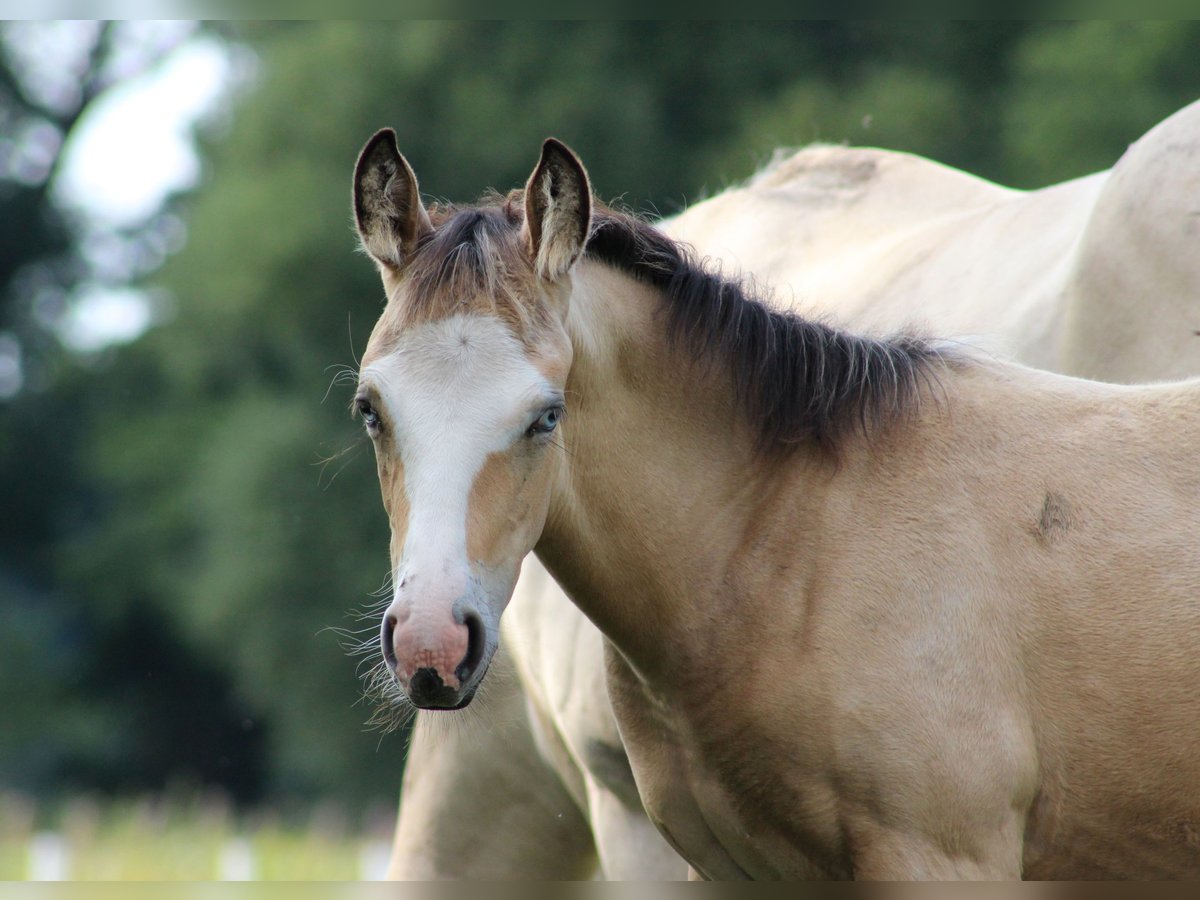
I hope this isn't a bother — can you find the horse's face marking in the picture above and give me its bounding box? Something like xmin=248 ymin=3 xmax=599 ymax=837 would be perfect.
xmin=358 ymin=312 xmax=571 ymax=708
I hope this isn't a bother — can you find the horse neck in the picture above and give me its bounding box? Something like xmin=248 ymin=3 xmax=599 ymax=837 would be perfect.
xmin=534 ymin=260 xmax=820 ymax=679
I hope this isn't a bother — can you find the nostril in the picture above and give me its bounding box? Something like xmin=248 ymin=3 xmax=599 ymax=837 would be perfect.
xmin=381 ymin=613 xmax=398 ymax=671
xmin=456 ymin=612 xmax=485 ymax=684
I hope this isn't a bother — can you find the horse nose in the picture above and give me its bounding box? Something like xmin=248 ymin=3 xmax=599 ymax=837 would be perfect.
xmin=382 ymin=608 xmax=485 ymax=707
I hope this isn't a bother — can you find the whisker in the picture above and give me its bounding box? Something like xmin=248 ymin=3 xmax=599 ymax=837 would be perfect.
xmin=323 ymin=363 xmax=361 ymax=405
xmin=317 ymin=446 xmax=364 ymax=492
xmin=332 ymin=567 xmax=420 ymax=734
xmin=549 ymin=436 xmax=572 ymax=459
xmin=348 ymin=312 xmax=361 ymax=371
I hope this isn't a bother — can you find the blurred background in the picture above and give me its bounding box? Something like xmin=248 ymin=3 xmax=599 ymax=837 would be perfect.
xmin=2 ymin=20 xmax=1199 ymax=878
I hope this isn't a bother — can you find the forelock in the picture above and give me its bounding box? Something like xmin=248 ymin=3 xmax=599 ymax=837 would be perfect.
xmin=389 ymin=196 xmax=552 ymax=337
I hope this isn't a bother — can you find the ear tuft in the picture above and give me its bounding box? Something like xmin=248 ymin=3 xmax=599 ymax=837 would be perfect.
xmin=523 ymin=138 xmax=592 ymax=281
xmin=353 ymin=128 xmax=432 ymax=270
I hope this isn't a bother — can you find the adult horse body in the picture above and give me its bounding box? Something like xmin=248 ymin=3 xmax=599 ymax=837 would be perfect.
xmin=354 ymin=129 xmax=1200 ymax=879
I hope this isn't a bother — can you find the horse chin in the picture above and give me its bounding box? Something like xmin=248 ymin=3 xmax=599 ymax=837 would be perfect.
xmin=448 ymin=684 xmax=479 ymax=710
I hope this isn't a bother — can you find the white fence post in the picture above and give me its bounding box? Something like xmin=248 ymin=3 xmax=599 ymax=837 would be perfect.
xmin=27 ymin=832 xmax=69 ymax=880
xmin=358 ymin=839 xmax=391 ymax=880
xmin=217 ymin=835 xmax=256 ymax=880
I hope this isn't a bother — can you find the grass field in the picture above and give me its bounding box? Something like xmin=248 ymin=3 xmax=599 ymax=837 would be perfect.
xmin=0 ymin=791 xmax=394 ymax=881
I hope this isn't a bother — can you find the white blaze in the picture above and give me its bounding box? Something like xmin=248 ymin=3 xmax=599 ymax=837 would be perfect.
xmin=362 ymin=314 xmax=553 ymax=598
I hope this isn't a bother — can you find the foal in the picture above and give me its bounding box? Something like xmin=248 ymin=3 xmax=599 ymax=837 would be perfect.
xmin=355 ymin=131 xmax=1200 ymax=879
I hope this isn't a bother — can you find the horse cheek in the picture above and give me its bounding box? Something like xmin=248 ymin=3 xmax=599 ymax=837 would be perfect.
xmin=467 ymin=448 xmax=553 ymax=569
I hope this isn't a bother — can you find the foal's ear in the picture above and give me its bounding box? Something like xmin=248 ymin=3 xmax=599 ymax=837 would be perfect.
xmin=353 ymin=128 xmax=432 ymax=271
xmin=522 ymin=138 xmax=592 ymax=281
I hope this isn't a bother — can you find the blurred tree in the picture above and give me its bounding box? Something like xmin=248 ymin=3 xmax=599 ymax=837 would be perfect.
xmin=1002 ymin=21 xmax=1200 ymax=186
xmin=0 ymin=21 xmax=266 ymax=805
xmin=0 ymin=22 xmax=202 ymax=392
xmin=701 ymin=23 xmax=1032 ymax=185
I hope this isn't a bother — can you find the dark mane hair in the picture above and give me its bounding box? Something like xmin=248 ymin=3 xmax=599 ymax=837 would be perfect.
xmin=584 ymin=207 xmax=946 ymax=454
xmin=398 ymin=195 xmax=945 ymax=455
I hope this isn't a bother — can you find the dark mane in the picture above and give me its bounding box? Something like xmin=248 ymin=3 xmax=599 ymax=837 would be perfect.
xmin=584 ymin=208 xmax=946 ymax=454
xmin=399 ymin=194 xmax=945 ymax=454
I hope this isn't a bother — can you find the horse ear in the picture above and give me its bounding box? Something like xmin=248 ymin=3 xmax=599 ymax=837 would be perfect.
xmin=523 ymin=138 xmax=592 ymax=281
xmin=353 ymin=128 xmax=432 ymax=271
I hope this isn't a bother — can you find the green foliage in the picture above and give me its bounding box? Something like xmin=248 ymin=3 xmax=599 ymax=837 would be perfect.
xmin=0 ymin=22 xmax=271 ymax=809
xmin=1003 ymin=22 xmax=1200 ymax=186
xmin=705 ymin=65 xmax=972 ymax=188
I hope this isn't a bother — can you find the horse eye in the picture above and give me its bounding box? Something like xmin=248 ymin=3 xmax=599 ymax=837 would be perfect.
xmin=527 ymin=405 xmax=562 ymax=437
xmin=356 ymin=397 xmax=381 ymax=433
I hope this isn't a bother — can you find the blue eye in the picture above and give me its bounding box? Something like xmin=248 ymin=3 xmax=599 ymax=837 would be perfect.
xmin=527 ymin=405 xmax=562 ymax=437
xmin=356 ymin=397 xmax=381 ymax=433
